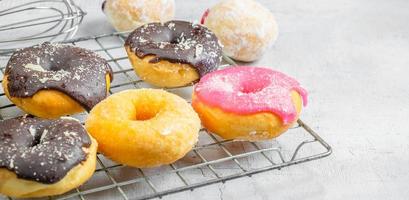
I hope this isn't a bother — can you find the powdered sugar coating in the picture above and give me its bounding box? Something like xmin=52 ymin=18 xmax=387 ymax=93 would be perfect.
xmin=202 ymin=0 xmax=278 ymax=62
xmin=193 ymin=66 xmax=308 ymax=124
xmin=103 ymin=0 xmax=175 ymax=32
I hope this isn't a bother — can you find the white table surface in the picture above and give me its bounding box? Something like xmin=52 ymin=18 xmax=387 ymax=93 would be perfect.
xmin=2 ymin=0 xmax=409 ymax=199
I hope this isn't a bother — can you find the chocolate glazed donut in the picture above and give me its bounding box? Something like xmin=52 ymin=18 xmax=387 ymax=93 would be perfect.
xmin=124 ymin=20 xmax=223 ymax=88
xmin=0 ymin=116 xmax=91 ymax=183
xmin=4 ymin=42 xmax=113 ymax=111
xmin=0 ymin=116 xmax=98 ymax=198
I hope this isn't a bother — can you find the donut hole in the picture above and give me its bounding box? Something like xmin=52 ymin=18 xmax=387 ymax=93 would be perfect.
xmin=170 ymin=37 xmax=180 ymax=44
xmin=135 ymin=110 xmax=158 ymax=121
xmin=133 ymin=98 xmax=164 ymax=121
xmin=30 ymin=128 xmax=49 ymax=147
xmin=32 ymin=136 xmax=41 ymax=147
xmin=240 ymin=85 xmax=264 ymax=94
xmin=38 ymin=57 xmax=72 ymax=72
xmin=151 ymin=35 xmax=182 ymax=47
xmin=40 ymin=61 xmax=56 ymax=71
xmin=169 ymin=34 xmax=188 ymax=45
xmin=239 ymin=80 xmax=270 ymax=94
xmin=47 ymin=63 xmax=66 ymax=72
xmin=237 ymin=73 xmax=272 ymax=94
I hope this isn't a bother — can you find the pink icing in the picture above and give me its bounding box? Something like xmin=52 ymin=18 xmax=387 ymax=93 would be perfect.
xmin=200 ymin=9 xmax=210 ymax=24
xmin=193 ymin=66 xmax=308 ymax=124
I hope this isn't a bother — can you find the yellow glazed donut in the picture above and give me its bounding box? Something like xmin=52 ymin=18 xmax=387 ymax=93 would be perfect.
xmin=192 ymin=66 xmax=308 ymax=141
xmin=0 ymin=116 xmax=97 ymax=198
xmin=102 ymin=0 xmax=175 ymax=32
xmin=201 ymin=0 xmax=278 ymax=62
xmin=124 ymin=21 xmax=223 ymax=88
xmin=85 ymin=89 xmax=201 ymax=168
xmin=2 ymin=43 xmax=112 ymax=119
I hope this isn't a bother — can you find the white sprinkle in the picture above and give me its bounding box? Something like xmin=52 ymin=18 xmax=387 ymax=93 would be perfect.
xmin=38 ymin=69 xmax=70 ymax=83
xmin=168 ymin=22 xmax=175 ymax=29
xmin=64 ymin=131 xmax=77 ymax=138
xmin=29 ymin=125 xmax=36 ymax=137
xmin=73 ymin=73 xmax=81 ymax=80
xmin=195 ymin=44 xmax=204 ymax=57
xmin=159 ymin=42 xmax=166 ymax=49
xmin=9 ymin=159 xmax=14 ymax=168
xmin=24 ymin=63 xmax=45 ymax=72
xmin=138 ymin=37 xmax=147 ymax=43
xmin=40 ymin=129 xmax=48 ymax=141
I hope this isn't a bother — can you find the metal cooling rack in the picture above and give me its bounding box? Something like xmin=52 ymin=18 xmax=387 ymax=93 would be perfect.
xmin=0 ymin=32 xmax=332 ymax=200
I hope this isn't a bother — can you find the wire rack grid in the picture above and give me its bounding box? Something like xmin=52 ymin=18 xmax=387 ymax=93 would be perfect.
xmin=0 ymin=32 xmax=332 ymax=200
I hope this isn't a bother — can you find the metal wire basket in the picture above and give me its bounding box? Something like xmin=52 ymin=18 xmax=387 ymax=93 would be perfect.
xmin=0 ymin=0 xmax=85 ymax=55
xmin=0 ymin=32 xmax=332 ymax=200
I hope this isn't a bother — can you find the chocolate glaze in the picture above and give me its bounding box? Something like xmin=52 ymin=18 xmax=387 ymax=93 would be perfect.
xmin=125 ymin=20 xmax=223 ymax=77
xmin=0 ymin=116 xmax=91 ymax=184
xmin=5 ymin=42 xmax=113 ymax=111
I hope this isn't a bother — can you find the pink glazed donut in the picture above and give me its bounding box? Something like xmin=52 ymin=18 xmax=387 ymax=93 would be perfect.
xmin=191 ymin=66 xmax=308 ymax=141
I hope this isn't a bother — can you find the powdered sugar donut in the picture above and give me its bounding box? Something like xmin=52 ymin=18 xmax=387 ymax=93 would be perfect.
xmin=201 ymin=0 xmax=278 ymax=62
xmin=192 ymin=66 xmax=307 ymax=141
xmin=102 ymin=0 xmax=175 ymax=32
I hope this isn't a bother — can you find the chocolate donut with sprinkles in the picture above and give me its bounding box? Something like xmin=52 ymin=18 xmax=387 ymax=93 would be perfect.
xmin=2 ymin=42 xmax=113 ymax=119
xmin=125 ymin=20 xmax=223 ymax=88
xmin=0 ymin=115 xmax=97 ymax=198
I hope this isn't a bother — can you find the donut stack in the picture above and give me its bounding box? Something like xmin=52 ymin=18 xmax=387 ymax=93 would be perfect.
xmin=0 ymin=0 xmax=308 ymax=198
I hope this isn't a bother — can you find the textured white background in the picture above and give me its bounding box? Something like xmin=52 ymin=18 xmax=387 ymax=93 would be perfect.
xmin=2 ymin=0 xmax=409 ymax=199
